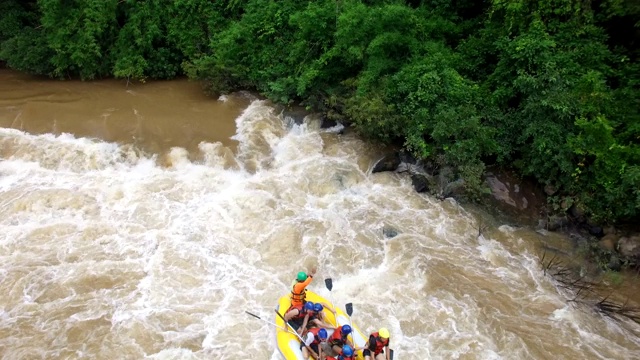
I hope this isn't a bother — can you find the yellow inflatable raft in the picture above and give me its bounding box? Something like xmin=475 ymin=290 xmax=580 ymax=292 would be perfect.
xmin=275 ymin=291 xmax=367 ymax=360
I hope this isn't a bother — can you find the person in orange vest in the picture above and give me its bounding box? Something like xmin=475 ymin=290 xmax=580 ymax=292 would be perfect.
xmin=301 ymin=327 xmax=329 ymax=360
xmin=328 ymin=324 xmax=353 ymax=355
xmin=325 ymin=344 xmax=355 ymax=360
xmin=290 ymin=268 xmax=316 ymax=307
xmin=361 ymin=328 xmax=391 ymax=360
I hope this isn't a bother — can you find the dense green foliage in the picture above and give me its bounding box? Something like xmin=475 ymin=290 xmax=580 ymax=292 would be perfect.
xmin=1 ymin=0 xmax=639 ymax=223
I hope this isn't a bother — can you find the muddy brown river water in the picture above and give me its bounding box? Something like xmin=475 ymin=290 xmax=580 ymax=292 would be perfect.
xmin=0 ymin=70 xmax=249 ymax=155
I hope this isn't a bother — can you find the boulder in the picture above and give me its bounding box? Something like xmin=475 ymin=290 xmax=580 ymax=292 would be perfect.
xmin=480 ymin=169 xmax=546 ymax=227
xmin=544 ymin=184 xmax=557 ymax=196
xmin=399 ymin=150 xmax=418 ymax=165
xmin=589 ymin=226 xmax=604 ymax=237
xmin=568 ymin=202 xmax=586 ymax=222
xmin=442 ymin=178 xmax=465 ymax=199
xmin=603 ymin=226 xmax=617 ymax=235
xmin=372 ymin=153 xmax=401 ymax=173
xmin=569 ymin=232 xmax=589 ymax=248
xmin=320 ymin=116 xmax=338 ymax=129
xmin=282 ymin=107 xmax=308 ymax=125
xmin=546 ymin=215 xmax=568 ymax=231
xmin=598 ymin=234 xmax=620 ymax=252
xmin=411 ymin=174 xmax=430 ymax=193
xmin=560 ymin=197 xmax=573 ymax=211
xmin=607 ymin=255 xmax=622 ymax=271
xmin=485 ymin=175 xmax=516 ymax=207
xmin=618 ymin=235 xmax=640 ymax=258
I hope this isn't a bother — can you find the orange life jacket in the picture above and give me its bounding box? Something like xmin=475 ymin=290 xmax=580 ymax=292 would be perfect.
xmin=290 ymin=275 xmax=313 ymax=306
xmin=290 ymin=283 xmax=307 ymax=305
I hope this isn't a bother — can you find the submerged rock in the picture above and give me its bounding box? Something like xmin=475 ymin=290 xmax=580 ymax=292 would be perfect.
xmin=383 ymin=225 xmax=399 ymax=239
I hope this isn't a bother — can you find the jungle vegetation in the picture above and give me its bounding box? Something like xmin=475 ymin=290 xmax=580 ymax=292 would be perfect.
xmin=1 ymin=0 xmax=639 ymax=224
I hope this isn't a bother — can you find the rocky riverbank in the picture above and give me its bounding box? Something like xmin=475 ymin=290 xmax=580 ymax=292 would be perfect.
xmin=370 ymin=150 xmax=640 ymax=272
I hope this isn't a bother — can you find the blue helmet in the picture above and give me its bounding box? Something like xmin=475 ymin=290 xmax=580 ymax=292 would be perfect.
xmin=313 ymin=303 xmax=323 ymax=312
xmin=303 ymin=302 xmax=315 ymax=312
xmin=318 ymin=328 xmax=328 ymax=340
xmin=341 ymin=324 xmax=352 ymax=335
xmin=342 ymin=345 xmax=354 ymax=357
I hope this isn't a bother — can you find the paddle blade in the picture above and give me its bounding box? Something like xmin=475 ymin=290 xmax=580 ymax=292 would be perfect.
xmin=345 ymin=303 xmax=353 ymax=316
xmin=390 ymin=349 xmax=394 ymax=360
xmin=324 ymin=278 xmax=333 ymax=291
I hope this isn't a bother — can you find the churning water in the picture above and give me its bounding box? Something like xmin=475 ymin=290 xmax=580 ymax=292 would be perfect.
xmin=1 ymin=98 xmax=639 ymax=360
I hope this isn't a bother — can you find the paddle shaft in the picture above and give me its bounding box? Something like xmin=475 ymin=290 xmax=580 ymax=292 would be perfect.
xmin=245 ymin=311 xmax=283 ymax=328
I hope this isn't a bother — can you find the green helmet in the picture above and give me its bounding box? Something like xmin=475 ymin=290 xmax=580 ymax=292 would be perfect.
xmin=297 ymin=271 xmax=308 ymax=282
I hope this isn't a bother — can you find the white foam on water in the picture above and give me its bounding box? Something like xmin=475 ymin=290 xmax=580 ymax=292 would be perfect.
xmin=1 ymin=100 xmax=639 ymax=359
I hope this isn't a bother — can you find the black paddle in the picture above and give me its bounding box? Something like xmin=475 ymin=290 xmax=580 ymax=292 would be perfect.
xmin=325 ymin=278 xmax=333 ymax=291
xmin=324 ymin=277 xmax=337 ymax=313
xmin=390 ymin=349 xmax=394 ymax=360
xmin=345 ymin=303 xmax=353 ymax=316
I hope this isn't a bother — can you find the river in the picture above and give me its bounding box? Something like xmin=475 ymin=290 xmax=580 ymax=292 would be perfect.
xmin=0 ymin=69 xmax=639 ymax=359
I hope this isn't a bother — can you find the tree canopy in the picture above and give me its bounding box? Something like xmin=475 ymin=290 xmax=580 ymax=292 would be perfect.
xmin=1 ymin=0 xmax=639 ymax=224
